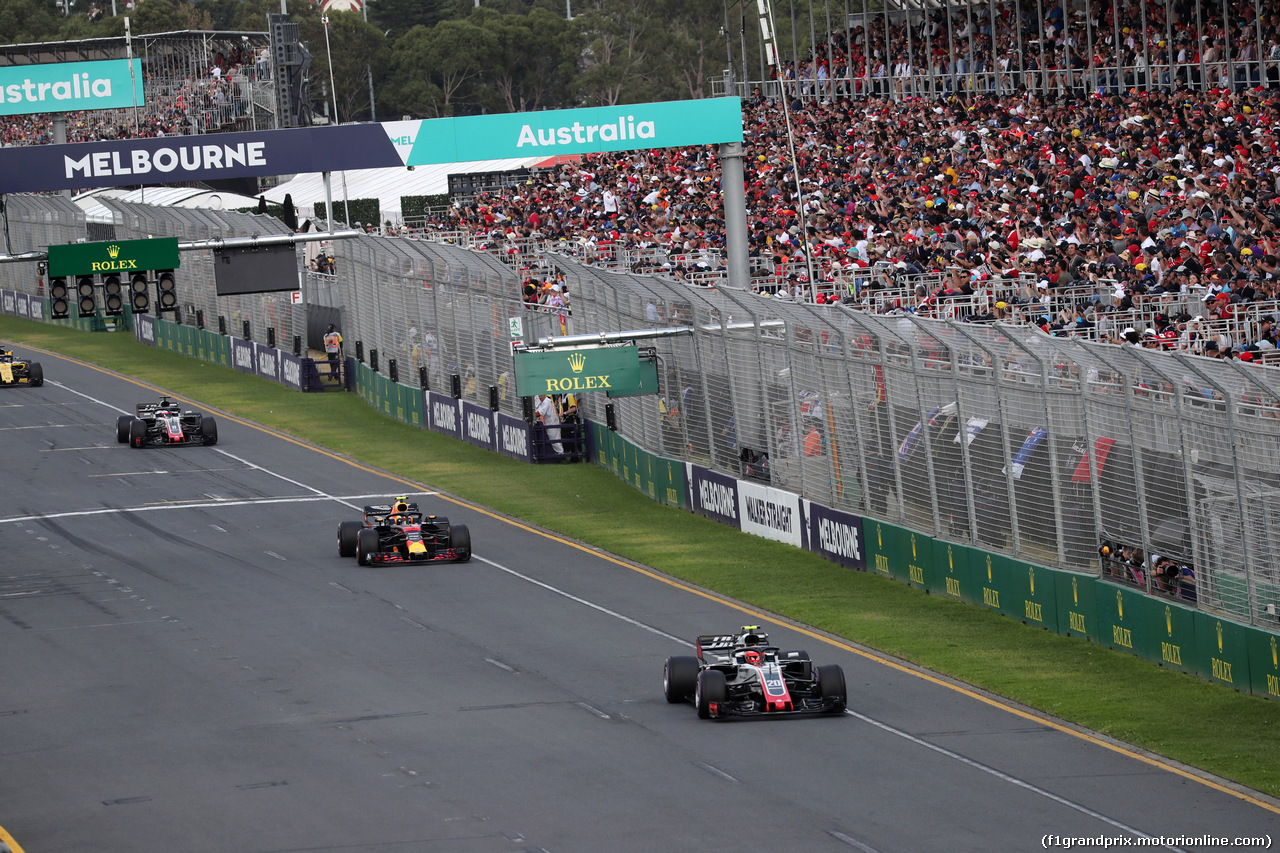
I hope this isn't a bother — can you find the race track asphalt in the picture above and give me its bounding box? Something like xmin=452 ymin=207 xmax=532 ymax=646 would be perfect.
xmin=2 ymin=349 xmax=1278 ymax=853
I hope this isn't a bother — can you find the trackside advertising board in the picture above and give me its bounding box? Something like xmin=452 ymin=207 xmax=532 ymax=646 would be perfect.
xmin=0 ymin=60 xmax=143 ymax=117
xmin=0 ymin=98 xmax=741 ymax=194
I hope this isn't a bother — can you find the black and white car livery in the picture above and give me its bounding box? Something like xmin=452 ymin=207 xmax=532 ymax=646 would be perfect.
xmin=116 ymin=397 xmax=218 ymax=448
xmin=663 ymin=625 xmax=847 ymax=719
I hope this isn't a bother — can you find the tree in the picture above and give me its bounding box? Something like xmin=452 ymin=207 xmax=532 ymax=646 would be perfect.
xmin=384 ymin=18 xmax=495 ymax=117
xmin=130 ymin=0 xmax=211 ymax=35
xmin=477 ymin=7 xmax=580 ymax=113
xmin=302 ymin=11 xmax=389 ymax=123
xmin=368 ymin=0 xmax=447 ymax=40
xmin=572 ymin=0 xmax=664 ymax=106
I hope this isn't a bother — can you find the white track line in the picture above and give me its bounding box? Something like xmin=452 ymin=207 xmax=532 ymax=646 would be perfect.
xmin=474 ymin=551 xmax=1178 ymax=849
xmin=0 ymin=493 xmax=435 ymax=525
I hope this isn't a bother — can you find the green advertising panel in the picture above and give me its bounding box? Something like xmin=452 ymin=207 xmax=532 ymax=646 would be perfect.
xmin=1007 ymin=560 xmax=1059 ymax=633
xmin=1096 ymin=582 xmax=1147 ymax=657
xmin=1055 ymin=571 xmax=1098 ymax=642
xmin=862 ymin=518 xmax=903 ymax=582
xmin=407 ymin=98 xmax=742 ymax=165
xmin=932 ymin=539 xmax=971 ymax=604
xmin=0 ymin=59 xmax=145 ymax=117
xmin=606 ymin=357 xmax=660 ymax=398
xmin=1197 ymin=614 xmax=1248 ymax=693
xmin=48 ymin=237 xmax=179 ymax=278
xmin=1245 ymin=623 xmax=1280 ymax=700
xmin=903 ymin=528 xmax=933 ymax=591
xmin=515 ymin=345 xmax=643 ymax=397
xmin=974 ymin=550 xmax=1014 ymax=617
xmin=1146 ymin=598 xmax=1199 ymax=676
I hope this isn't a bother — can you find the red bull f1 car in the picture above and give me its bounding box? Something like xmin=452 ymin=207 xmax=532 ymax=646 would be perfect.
xmin=0 ymin=348 xmax=43 ymax=387
xmin=664 ymin=626 xmax=847 ymax=719
xmin=115 ymin=397 xmax=219 ymax=448
xmin=337 ymin=497 xmax=471 ymax=566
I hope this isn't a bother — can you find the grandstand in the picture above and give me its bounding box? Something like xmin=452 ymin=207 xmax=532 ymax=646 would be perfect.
xmin=0 ymin=30 xmax=276 ymax=146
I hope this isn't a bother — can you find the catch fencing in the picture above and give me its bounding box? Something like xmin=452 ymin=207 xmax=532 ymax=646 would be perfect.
xmin=337 ymin=233 xmax=1280 ymax=631
xmin=4 ymin=195 xmax=1278 ymax=629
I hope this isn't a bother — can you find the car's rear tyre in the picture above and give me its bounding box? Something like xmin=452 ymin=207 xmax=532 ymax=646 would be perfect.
xmin=116 ymin=414 xmax=134 ymax=443
xmin=664 ymin=656 xmax=699 ymax=704
xmin=356 ymin=528 xmax=380 ymax=566
xmin=200 ymin=415 xmax=218 ymax=446
xmin=449 ymin=523 xmax=471 ymax=561
xmin=337 ymin=521 xmax=362 ymax=558
xmin=128 ymin=417 xmax=146 ymax=448
xmin=27 ymin=362 xmax=43 ymax=386
xmin=816 ymin=664 xmax=847 ymax=712
xmin=695 ymin=669 xmax=727 ymax=719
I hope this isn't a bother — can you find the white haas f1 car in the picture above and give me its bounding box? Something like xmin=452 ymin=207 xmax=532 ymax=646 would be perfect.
xmin=116 ymin=397 xmax=218 ymax=448
xmin=664 ymin=626 xmax=847 ymax=719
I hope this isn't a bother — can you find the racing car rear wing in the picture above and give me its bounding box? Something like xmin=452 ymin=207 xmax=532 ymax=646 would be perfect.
xmin=364 ymin=502 xmax=421 ymax=516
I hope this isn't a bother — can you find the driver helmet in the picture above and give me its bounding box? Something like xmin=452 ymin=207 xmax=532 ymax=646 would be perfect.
xmin=742 ymin=649 xmax=762 ymax=666
xmin=394 ymin=501 xmax=409 ymax=514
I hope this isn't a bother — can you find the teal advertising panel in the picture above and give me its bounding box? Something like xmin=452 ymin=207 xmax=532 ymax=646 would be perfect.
xmin=407 ymin=98 xmax=742 ymax=166
xmin=0 ymin=59 xmax=144 ymax=117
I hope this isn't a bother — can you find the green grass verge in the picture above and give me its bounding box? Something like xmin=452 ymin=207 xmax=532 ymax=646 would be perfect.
xmin=7 ymin=315 xmax=1280 ymax=800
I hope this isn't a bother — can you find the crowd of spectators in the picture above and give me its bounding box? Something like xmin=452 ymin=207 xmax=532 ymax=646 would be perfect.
xmin=0 ymin=44 xmax=257 ymax=147
xmin=412 ymin=70 xmax=1280 ymax=363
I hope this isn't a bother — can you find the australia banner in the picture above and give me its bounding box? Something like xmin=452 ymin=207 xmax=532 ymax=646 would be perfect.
xmin=0 ymin=98 xmax=742 ymax=194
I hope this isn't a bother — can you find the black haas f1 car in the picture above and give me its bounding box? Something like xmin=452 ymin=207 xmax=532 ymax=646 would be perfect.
xmin=337 ymin=497 xmax=471 ymax=566
xmin=0 ymin=348 xmax=43 ymax=387
xmin=664 ymin=626 xmax=847 ymax=719
xmin=115 ymin=397 xmax=218 ymax=448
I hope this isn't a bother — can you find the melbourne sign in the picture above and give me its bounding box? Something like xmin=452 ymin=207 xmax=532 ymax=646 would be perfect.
xmin=513 ymin=345 xmax=644 ymax=397
xmin=0 ymin=98 xmax=742 ymax=194
xmin=47 ymin=237 xmax=180 ymax=277
xmin=0 ymin=59 xmax=143 ymax=117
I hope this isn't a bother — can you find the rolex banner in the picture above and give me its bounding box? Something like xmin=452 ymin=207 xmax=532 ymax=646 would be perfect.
xmin=513 ymin=346 xmax=644 ymax=397
xmin=48 ymin=237 xmax=180 ymax=277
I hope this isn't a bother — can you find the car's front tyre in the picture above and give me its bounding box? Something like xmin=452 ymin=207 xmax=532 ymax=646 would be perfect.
xmin=355 ymin=528 xmax=380 ymax=566
xmin=816 ymin=664 xmax=847 ymax=713
xmin=116 ymin=414 xmax=134 ymax=443
xmin=200 ymin=415 xmax=218 ymax=446
xmin=27 ymin=362 xmax=43 ymax=386
xmin=695 ymin=669 xmax=728 ymax=719
xmin=337 ymin=521 xmax=363 ymax=558
xmin=664 ymin=656 xmax=699 ymax=704
xmin=449 ymin=523 xmax=471 ymax=561
xmin=128 ymin=417 xmax=146 ymax=448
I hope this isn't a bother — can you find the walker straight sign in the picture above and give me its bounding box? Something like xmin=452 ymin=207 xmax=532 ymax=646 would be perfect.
xmin=513 ymin=345 xmax=642 ymax=397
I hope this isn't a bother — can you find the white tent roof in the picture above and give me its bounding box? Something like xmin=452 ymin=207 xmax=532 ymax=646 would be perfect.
xmin=260 ymin=156 xmax=551 ymax=225
xmin=72 ymin=186 xmax=265 ymax=224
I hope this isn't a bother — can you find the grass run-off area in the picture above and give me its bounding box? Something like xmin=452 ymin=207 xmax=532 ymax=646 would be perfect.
xmin=6 ymin=314 xmax=1280 ymax=801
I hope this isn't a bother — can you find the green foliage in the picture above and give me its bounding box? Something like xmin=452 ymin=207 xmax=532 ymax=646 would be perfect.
xmin=400 ymin=194 xmax=450 ymax=220
xmin=314 ymin=198 xmax=380 ymax=228
xmin=300 ymin=12 xmax=390 ymax=123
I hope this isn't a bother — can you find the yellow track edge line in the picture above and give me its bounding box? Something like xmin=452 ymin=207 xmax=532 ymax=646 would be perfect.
xmin=0 ymin=823 xmax=27 ymax=853
xmin=14 ymin=338 xmax=1280 ymax=815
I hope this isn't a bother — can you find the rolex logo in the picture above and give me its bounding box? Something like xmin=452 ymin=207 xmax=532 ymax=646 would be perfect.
xmin=567 ymin=352 xmax=586 ymax=374
xmin=107 ymin=244 xmax=120 ymax=259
